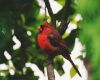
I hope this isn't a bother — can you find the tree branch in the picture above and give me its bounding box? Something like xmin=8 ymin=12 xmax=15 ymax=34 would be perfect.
xmin=47 ymin=60 xmax=55 ymax=80
xmin=44 ymin=0 xmax=53 ymax=17
xmin=46 ymin=55 xmax=55 ymax=80
xmin=55 ymin=0 xmax=75 ymax=35
xmin=55 ymin=0 xmax=74 ymax=20
xmin=44 ymin=0 xmax=56 ymax=26
xmin=44 ymin=0 xmax=75 ymax=34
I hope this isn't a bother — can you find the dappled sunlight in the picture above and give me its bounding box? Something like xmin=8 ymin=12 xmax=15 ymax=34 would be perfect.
xmin=12 ymin=36 xmax=21 ymax=50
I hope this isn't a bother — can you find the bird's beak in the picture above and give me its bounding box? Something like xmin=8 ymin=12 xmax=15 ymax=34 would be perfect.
xmin=36 ymin=27 xmax=42 ymax=31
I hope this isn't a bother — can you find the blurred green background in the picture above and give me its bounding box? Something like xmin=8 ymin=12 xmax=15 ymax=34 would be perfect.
xmin=78 ymin=0 xmax=100 ymax=80
xmin=0 ymin=0 xmax=100 ymax=80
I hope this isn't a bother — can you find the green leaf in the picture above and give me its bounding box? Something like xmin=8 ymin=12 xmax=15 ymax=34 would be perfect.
xmin=56 ymin=0 xmax=65 ymax=6
xmin=53 ymin=55 xmax=64 ymax=75
xmin=0 ymin=12 xmax=15 ymax=42
xmin=0 ymin=11 xmax=15 ymax=63
xmin=70 ymin=65 xmax=78 ymax=78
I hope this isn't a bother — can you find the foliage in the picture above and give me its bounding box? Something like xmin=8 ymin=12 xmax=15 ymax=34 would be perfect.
xmin=70 ymin=65 xmax=78 ymax=78
xmin=0 ymin=0 xmax=99 ymax=80
xmin=0 ymin=0 xmax=44 ymax=79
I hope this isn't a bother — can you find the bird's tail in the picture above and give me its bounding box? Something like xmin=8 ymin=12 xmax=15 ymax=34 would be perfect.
xmin=61 ymin=51 xmax=82 ymax=77
xmin=68 ymin=57 xmax=82 ymax=77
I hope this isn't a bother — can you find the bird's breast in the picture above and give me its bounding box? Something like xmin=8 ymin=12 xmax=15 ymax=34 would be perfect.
xmin=38 ymin=34 xmax=57 ymax=54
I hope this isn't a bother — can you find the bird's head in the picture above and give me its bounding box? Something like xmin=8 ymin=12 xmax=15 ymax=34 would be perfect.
xmin=37 ymin=21 xmax=50 ymax=32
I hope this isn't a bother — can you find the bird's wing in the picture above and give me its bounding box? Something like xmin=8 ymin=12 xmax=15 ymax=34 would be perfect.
xmin=47 ymin=34 xmax=60 ymax=47
xmin=47 ymin=33 xmax=67 ymax=48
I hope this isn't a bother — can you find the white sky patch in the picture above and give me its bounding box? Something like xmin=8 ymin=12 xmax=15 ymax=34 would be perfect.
xmin=54 ymin=69 xmax=61 ymax=80
xmin=12 ymin=29 xmax=14 ymax=35
xmin=4 ymin=51 xmax=11 ymax=60
xmin=56 ymin=20 xmax=61 ymax=27
xmin=0 ymin=64 xmax=8 ymax=76
xmin=9 ymin=69 xmax=15 ymax=75
xmin=8 ymin=60 xmax=15 ymax=75
xmin=63 ymin=14 xmax=83 ymax=38
xmin=38 ymin=0 xmax=62 ymax=16
xmin=74 ymin=14 xmax=83 ymax=22
xmin=0 ymin=64 xmax=8 ymax=70
xmin=71 ymin=38 xmax=85 ymax=58
xmin=13 ymin=35 xmax=21 ymax=50
xmin=8 ymin=60 xmax=14 ymax=67
xmin=66 ymin=22 xmax=77 ymax=34
xmin=0 ymin=61 xmax=15 ymax=76
xmin=27 ymin=30 xmax=32 ymax=36
xmin=49 ymin=0 xmax=62 ymax=14
xmin=25 ymin=62 xmax=45 ymax=80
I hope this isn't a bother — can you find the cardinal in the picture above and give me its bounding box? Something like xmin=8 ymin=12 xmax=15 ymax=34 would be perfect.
xmin=37 ymin=21 xmax=81 ymax=77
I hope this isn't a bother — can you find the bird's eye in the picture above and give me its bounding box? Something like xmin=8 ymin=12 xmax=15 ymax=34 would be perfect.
xmin=41 ymin=25 xmax=45 ymax=30
xmin=41 ymin=25 xmax=43 ymax=28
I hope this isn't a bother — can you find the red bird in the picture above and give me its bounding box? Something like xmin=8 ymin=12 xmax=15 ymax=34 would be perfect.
xmin=37 ymin=21 xmax=81 ymax=77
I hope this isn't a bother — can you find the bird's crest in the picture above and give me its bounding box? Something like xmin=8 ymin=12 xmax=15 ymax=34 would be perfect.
xmin=41 ymin=21 xmax=50 ymax=27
